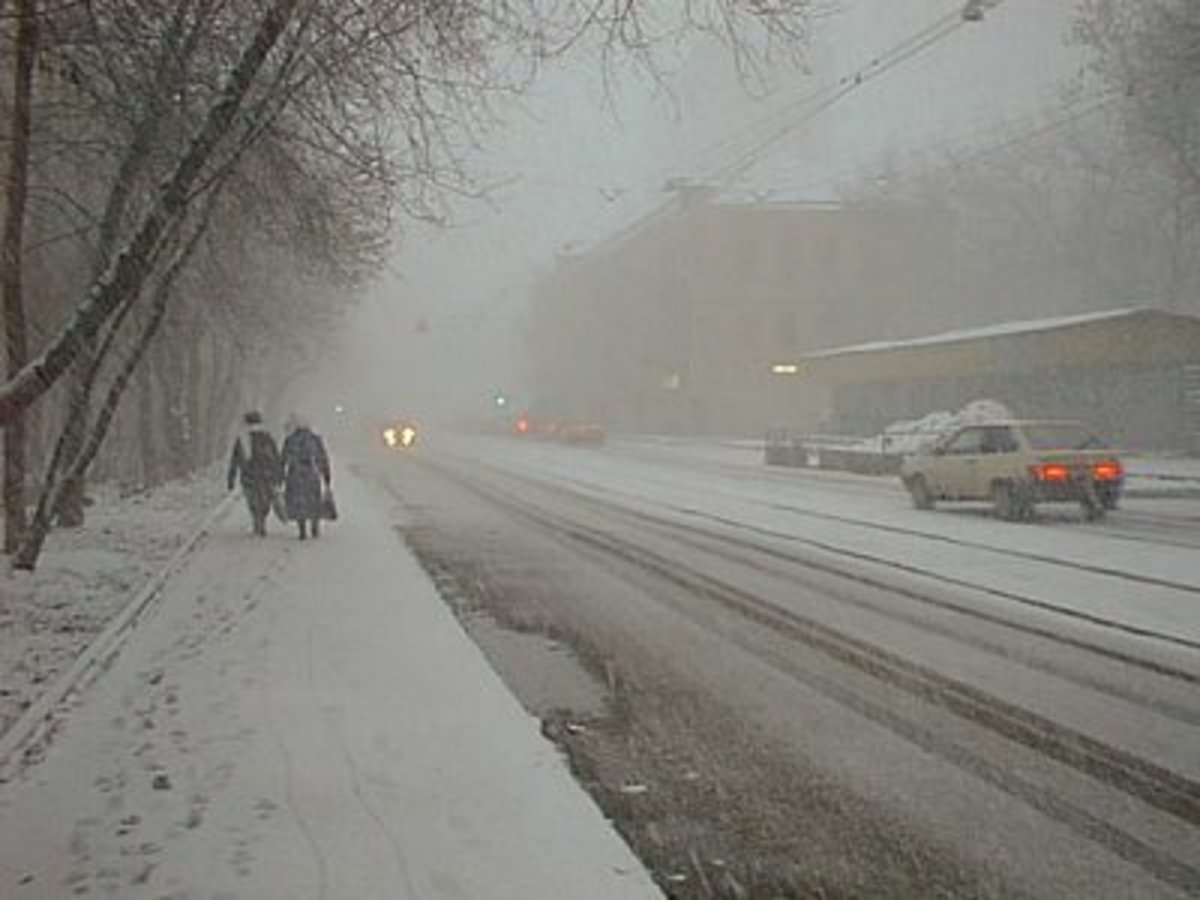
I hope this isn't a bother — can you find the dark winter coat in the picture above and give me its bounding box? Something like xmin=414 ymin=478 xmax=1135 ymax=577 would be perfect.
xmin=281 ymin=427 xmax=331 ymax=522
xmin=227 ymin=425 xmax=282 ymax=516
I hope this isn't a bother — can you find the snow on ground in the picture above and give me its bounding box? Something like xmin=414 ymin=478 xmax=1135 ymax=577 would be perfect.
xmin=0 ymin=473 xmax=227 ymax=740
xmin=800 ymin=308 xmax=1143 ymax=360
xmin=1124 ymin=456 xmax=1200 ymax=479
xmin=611 ymin=435 xmax=764 ymax=467
xmin=1123 ymin=454 xmax=1200 ymax=494
xmin=617 ymin=432 xmax=1200 ymax=495
xmin=0 ymin=469 xmax=660 ymax=899
xmin=455 ymin=436 xmax=1200 ymax=644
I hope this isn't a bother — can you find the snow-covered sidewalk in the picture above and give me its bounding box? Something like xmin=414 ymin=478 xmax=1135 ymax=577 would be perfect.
xmin=0 ymin=474 xmax=228 ymax=739
xmin=0 ymin=470 xmax=660 ymax=899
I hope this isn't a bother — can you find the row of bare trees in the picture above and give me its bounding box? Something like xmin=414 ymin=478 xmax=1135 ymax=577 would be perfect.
xmin=1078 ymin=0 xmax=1200 ymax=212
xmin=0 ymin=0 xmax=813 ymax=569
xmin=836 ymin=0 xmax=1200 ymax=334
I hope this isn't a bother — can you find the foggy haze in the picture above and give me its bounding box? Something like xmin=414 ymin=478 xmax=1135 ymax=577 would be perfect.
xmin=6 ymin=3 xmax=1200 ymax=896
xmin=325 ymin=0 xmax=1085 ymax=426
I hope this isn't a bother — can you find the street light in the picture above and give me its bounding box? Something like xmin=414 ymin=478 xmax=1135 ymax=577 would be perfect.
xmin=962 ymin=0 xmax=1002 ymax=22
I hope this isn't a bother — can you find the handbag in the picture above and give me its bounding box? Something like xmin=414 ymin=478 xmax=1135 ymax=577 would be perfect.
xmin=320 ymin=485 xmax=338 ymax=521
xmin=271 ymin=487 xmax=289 ymax=522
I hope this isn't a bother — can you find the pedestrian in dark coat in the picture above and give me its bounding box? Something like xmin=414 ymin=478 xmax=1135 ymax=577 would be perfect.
xmin=227 ymin=410 xmax=282 ymax=537
xmin=281 ymin=414 xmax=331 ymax=540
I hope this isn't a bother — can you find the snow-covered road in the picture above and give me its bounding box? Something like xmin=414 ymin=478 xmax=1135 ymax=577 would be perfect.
xmin=4 ymin=431 xmax=1196 ymax=899
xmin=467 ymin=435 xmax=1200 ymax=643
xmin=371 ymin=433 xmax=1200 ymax=899
xmin=0 ymin=471 xmax=660 ymax=899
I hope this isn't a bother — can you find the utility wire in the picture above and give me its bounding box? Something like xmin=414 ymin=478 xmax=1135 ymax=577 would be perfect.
xmin=712 ymin=14 xmax=968 ymax=186
xmin=938 ymin=91 xmax=1119 ymax=170
xmin=764 ymin=92 xmax=1117 ymax=199
xmin=676 ymin=8 xmax=972 ymax=188
xmin=770 ymin=60 xmax=1199 ymax=200
xmin=675 ymin=10 xmax=964 ymax=182
xmin=557 ymin=4 xmax=998 ymax=249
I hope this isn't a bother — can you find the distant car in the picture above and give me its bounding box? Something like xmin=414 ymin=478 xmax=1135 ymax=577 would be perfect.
xmin=556 ymin=421 xmax=606 ymax=446
xmin=512 ymin=414 xmax=554 ymax=437
xmin=899 ymin=420 xmax=1122 ymax=520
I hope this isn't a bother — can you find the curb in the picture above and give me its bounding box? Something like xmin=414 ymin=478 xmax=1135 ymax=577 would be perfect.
xmin=0 ymin=493 xmax=236 ymax=774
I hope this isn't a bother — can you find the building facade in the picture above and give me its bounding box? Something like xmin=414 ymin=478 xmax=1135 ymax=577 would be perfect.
xmin=525 ymin=191 xmax=957 ymax=434
xmin=789 ymin=308 xmax=1200 ymax=452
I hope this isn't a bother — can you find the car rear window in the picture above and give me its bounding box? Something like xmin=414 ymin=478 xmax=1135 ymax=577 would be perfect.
xmin=1022 ymin=424 xmax=1106 ymax=450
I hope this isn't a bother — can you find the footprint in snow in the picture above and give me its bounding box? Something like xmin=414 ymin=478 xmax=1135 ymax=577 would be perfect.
xmin=252 ymin=797 xmax=278 ymax=820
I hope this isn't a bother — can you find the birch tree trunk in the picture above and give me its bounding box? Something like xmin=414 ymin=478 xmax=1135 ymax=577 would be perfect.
xmin=2 ymin=0 xmax=37 ymax=553
xmin=0 ymin=0 xmax=299 ymax=426
xmin=15 ymin=217 xmax=210 ymax=569
xmin=136 ymin=359 xmax=158 ymax=488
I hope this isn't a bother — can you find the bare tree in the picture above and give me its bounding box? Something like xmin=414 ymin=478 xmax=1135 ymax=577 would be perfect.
xmin=0 ymin=0 xmax=302 ymax=426
xmin=13 ymin=188 xmax=217 ymax=570
xmin=838 ymin=105 xmax=1200 ymax=331
xmin=2 ymin=0 xmax=38 ymax=552
xmin=0 ymin=0 xmax=812 ymax=427
xmin=1076 ymin=0 xmax=1200 ymax=207
xmin=1 ymin=0 xmax=813 ymax=566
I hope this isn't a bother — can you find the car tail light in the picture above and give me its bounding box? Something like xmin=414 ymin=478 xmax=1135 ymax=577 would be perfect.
xmin=1093 ymin=460 xmax=1123 ymax=481
xmin=1030 ymin=462 xmax=1071 ymax=482
xmin=515 ymin=417 xmax=530 ymax=434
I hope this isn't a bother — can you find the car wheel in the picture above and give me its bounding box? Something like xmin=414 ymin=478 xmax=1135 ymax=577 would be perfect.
xmin=991 ymin=480 xmax=1023 ymax=521
xmin=1077 ymin=481 xmax=1106 ymax=521
xmin=1081 ymin=495 xmax=1106 ymax=521
xmin=907 ymin=475 xmax=935 ymax=510
xmin=1097 ymin=484 xmax=1120 ymax=510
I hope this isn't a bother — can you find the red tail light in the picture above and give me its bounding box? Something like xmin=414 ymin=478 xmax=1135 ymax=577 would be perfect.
xmin=1030 ymin=463 xmax=1071 ymax=482
xmin=1093 ymin=460 xmax=1123 ymax=481
xmin=516 ymin=417 xmax=530 ymax=434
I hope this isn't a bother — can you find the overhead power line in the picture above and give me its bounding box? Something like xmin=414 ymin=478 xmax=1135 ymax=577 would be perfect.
xmin=676 ymin=10 xmax=964 ymax=181
xmin=673 ymin=3 xmax=1003 ymax=189
xmin=765 ymin=93 xmax=1119 ymax=199
xmin=556 ymin=3 xmax=1007 ymax=251
xmin=716 ymin=17 xmax=967 ymax=185
xmin=938 ymin=94 xmax=1118 ymax=169
xmin=768 ymin=56 xmax=1200 ymax=200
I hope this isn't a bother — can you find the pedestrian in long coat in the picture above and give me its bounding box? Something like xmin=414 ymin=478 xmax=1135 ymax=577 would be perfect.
xmin=281 ymin=414 xmax=331 ymax=540
xmin=227 ymin=410 xmax=282 ymax=537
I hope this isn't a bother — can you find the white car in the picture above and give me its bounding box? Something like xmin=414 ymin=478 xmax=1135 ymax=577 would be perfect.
xmin=899 ymin=420 xmax=1123 ymax=520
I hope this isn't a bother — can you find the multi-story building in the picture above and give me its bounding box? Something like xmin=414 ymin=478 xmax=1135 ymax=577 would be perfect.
xmin=525 ymin=188 xmax=957 ymax=434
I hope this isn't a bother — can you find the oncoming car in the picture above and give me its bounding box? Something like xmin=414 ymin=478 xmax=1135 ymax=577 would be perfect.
xmin=382 ymin=421 xmax=418 ymax=449
xmin=899 ymin=420 xmax=1123 ymax=521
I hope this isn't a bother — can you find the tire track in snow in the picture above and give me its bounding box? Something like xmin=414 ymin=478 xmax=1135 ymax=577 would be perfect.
xmin=316 ymin=622 xmax=420 ymax=899
xmin=411 ymin=456 xmax=1200 ymax=897
xmin=263 ymin=625 xmax=330 ymax=900
xmin=466 ymin=451 xmax=1200 ymax=652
